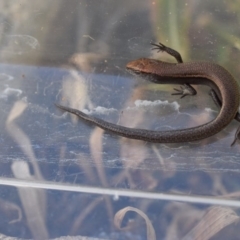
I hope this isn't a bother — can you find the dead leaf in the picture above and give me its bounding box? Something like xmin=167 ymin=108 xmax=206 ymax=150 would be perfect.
xmin=114 ymin=206 xmax=156 ymax=240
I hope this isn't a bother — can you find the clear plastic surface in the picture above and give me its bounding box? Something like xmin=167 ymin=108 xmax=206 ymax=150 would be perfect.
xmin=1 ymin=1 xmax=240 ymax=239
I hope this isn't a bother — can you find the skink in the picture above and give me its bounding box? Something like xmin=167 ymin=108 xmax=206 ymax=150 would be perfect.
xmin=55 ymin=43 xmax=240 ymax=144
